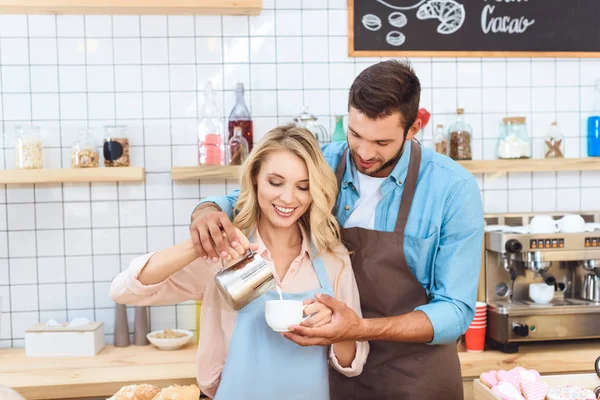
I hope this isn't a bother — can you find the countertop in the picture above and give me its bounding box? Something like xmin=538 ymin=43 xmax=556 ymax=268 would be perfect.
xmin=1 ymin=341 xmax=599 ymax=399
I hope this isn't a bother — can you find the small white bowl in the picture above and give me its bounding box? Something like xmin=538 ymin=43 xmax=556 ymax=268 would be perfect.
xmin=147 ymin=329 xmax=193 ymax=351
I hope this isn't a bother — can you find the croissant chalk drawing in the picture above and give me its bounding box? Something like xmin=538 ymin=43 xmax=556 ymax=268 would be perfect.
xmin=416 ymin=0 xmax=466 ymax=35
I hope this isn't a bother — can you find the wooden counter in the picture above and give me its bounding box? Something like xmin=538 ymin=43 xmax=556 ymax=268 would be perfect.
xmin=1 ymin=341 xmax=599 ymax=399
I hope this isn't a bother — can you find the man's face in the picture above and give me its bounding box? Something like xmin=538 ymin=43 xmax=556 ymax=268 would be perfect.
xmin=347 ymin=107 xmax=421 ymax=178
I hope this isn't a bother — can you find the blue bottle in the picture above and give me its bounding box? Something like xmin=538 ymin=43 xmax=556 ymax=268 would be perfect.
xmin=587 ymin=79 xmax=600 ymax=157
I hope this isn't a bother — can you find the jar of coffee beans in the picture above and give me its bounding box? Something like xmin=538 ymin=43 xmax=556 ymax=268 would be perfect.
xmin=71 ymin=129 xmax=99 ymax=168
xmin=103 ymin=125 xmax=130 ymax=167
xmin=448 ymin=108 xmax=472 ymax=160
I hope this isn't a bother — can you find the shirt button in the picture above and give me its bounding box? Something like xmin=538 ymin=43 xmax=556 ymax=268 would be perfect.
xmin=345 ymin=205 xmax=350 ymax=210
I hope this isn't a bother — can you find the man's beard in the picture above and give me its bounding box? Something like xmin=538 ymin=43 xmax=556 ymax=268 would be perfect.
xmin=350 ymin=137 xmax=408 ymax=177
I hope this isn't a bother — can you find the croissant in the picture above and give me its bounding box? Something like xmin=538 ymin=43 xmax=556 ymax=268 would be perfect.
xmin=107 ymin=384 xmax=161 ymax=400
xmin=151 ymin=384 xmax=201 ymax=400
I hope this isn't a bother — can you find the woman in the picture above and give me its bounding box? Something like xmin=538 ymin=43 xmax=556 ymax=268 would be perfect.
xmin=109 ymin=125 xmax=368 ymax=399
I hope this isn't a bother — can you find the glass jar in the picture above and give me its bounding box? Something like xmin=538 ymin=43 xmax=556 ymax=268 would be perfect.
xmin=448 ymin=108 xmax=472 ymax=160
xmin=103 ymin=125 xmax=130 ymax=167
xmin=332 ymin=115 xmax=346 ymax=142
xmin=227 ymin=125 xmax=249 ymax=165
xmin=544 ymin=122 xmax=564 ymax=159
xmin=497 ymin=117 xmax=531 ymax=159
xmin=71 ymin=129 xmax=99 ymax=168
xmin=292 ymin=106 xmax=331 ymax=144
xmin=228 ymin=82 xmax=254 ymax=153
xmin=434 ymin=124 xmax=448 ymax=155
xmin=198 ymin=81 xmax=225 ymax=165
xmin=587 ymin=79 xmax=600 ymax=157
xmin=15 ymin=125 xmax=43 ymax=169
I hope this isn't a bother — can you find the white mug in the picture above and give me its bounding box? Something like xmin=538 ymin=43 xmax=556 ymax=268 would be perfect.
xmin=529 ymin=283 xmax=555 ymax=304
xmin=265 ymin=300 xmax=309 ymax=332
xmin=557 ymin=214 xmax=585 ymax=233
xmin=529 ymin=215 xmax=559 ymax=234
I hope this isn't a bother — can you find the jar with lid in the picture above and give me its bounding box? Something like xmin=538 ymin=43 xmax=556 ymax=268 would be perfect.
xmin=544 ymin=122 xmax=564 ymax=158
xmin=292 ymin=106 xmax=330 ymax=144
xmin=433 ymin=124 xmax=448 ymax=155
xmin=198 ymin=81 xmax=225 ymax=165
xmin=103 ymin=125 xmax=130 ymax=167
xmin=497 ymin=117 xmax=531 ymax=159
xmin=448 ymin=108 xmax=472 ymax=160
xmin=71 ymin=129 xmax=99 ymax=168
xmin=15 ymin=125 xmax=43 ymax=169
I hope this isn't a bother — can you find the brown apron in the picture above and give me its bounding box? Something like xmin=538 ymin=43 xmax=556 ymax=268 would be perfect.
xmin=330 ymin=141 xmax=463 ymax=400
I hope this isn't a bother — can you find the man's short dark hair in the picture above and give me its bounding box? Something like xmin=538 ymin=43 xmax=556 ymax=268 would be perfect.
xmin=348 ymin=59 xmax=421 ymax=132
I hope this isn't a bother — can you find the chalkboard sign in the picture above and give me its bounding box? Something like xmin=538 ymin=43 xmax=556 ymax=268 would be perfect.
xmin=349 ymin=0 xmax=600 ymax=57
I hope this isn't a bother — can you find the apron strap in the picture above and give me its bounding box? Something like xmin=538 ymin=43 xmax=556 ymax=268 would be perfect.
xmin=394 ymin=140 xmax=422 ymax=235
xmin=335 ymin=147 xmax=348 ymax=189
xmin=309 ymin=244 xmax=333 ymax=292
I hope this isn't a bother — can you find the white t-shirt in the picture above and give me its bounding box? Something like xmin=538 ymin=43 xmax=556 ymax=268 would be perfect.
xmin=343 ymin=171 xmax=385 ymax=230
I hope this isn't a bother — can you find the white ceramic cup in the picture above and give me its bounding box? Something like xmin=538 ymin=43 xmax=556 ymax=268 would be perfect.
xmin=265 ymin=300 xmax=309 ymax=332
xmin=529 ymin=283 xmax=555 ymax=304
xmin=557 ymin=214 xmax=585 ymax=233
xmin=530 ymin=215 xmax=559 ymax=234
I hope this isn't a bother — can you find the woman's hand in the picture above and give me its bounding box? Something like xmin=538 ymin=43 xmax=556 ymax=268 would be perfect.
xmin=300 ymin=298 xmax=333 ymax=328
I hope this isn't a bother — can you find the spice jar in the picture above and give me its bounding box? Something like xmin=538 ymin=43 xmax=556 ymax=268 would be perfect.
xmin=448 ymin=108 xmax=472 ymax=160
xmin=103 ymin=125 xmax=130 ymax=167
xmin=497 ymin=117 xmax=531 ymax=159
xmin=15 ymin=125 xmax=43 ymax=169
xmin=434 ymin=124 xmax=448 ymax=155
xmin=71 ymin=129 xmax=99 ymax=168
xmin=544 ymin=122 xmax=564 ymax=159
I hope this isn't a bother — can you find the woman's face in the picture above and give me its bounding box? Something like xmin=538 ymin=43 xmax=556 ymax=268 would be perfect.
xmin=256 ymin=149 xmax=312 ymax=230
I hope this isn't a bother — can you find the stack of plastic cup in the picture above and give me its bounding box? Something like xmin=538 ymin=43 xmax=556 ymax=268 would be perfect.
xmin=465 ymin=302 xmax=487 ymax=353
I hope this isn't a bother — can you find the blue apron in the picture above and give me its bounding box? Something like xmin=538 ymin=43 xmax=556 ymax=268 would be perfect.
xmin=214 ymin=249 xmax=333 ymax=400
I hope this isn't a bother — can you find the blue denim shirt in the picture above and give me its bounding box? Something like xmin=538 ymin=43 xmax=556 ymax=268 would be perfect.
xmin=197 ymin=141 xmax=484 ymax=345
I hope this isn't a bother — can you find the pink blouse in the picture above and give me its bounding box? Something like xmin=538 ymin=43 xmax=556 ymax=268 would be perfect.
xmin=109 ymin=227 xmax=369 ymax=398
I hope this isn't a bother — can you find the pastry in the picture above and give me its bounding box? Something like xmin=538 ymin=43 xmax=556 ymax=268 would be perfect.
xmin=520 ymin=380 xmax=548 ymax=400
xmin=491 ymin=381 xmax=525 ymax=400
xmin=108 ymin=384 xmax=161 ymax=400
xmin=480 ymin=370 xmax=499 ymax=388
xmin=497 ymin=369 xmax=522 ymax=390
xmin=546 ymin=385 xmax=595 ymax=400
xmin=151 ymin=384 xmax=201 ymax=400
xmin=511 ymin=366 xmax=541 ymax=383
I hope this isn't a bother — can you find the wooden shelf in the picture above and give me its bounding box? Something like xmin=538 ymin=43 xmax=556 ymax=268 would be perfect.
xmin=172 ymin=166 xmax=240 ymax=181
xmin=172 ymin=158 xmax=600 ymax=180
xmin=0 ymin=167 xmax=145 ymax=184
xmin=0 ymin=0 xmax=261 ymax=15
xmin=458 ymin=157 xmax=600 ymax=174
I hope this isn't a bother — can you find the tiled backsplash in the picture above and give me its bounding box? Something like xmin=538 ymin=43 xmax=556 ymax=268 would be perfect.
xmin=1 ymin=0 xmax=600 ymax=347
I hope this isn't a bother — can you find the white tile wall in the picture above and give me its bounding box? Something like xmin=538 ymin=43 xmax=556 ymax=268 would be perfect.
xmin=1 ymin=2 xmax=600 ymax=347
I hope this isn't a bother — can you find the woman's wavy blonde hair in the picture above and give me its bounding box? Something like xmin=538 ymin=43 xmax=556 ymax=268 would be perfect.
xmin=233 ymin=124 xmax=341 ymax=257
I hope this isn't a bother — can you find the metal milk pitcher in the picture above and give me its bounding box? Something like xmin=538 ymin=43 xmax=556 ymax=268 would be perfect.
xmin=583 ymin=273 xmax=600 ymax=302
xmin=215 ymin=250 xmax=275 ymax=311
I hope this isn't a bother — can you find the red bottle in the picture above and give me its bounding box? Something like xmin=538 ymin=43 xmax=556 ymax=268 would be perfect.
xmin=228 ymin=82 xmax=254 ymax=152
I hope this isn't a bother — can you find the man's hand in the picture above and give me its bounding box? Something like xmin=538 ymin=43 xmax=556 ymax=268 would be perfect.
xmin=300 ymin=298 xmax=333 ymax=328
xmin=189 ymin=204 xmax=257 ymax=262
xmin=282 ymin=293 xmax=363 ymax=346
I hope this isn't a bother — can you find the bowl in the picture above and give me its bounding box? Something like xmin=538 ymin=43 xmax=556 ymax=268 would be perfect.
xmin=147 ymin=329 xmax=193 ymax=351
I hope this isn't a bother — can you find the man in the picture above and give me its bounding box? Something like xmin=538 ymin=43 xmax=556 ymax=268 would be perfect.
xmin=189 ymin=60 xmax=484 ymax=399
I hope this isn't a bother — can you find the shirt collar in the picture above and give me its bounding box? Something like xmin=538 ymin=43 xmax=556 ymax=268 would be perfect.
xmin=253 ymin=223 xmax=312 ymax=261
xmin=343 ymin=140 xmax=412 ymax=187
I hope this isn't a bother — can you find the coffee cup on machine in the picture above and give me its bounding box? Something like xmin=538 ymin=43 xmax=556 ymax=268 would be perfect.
xmin=529 ymin=215 xmax=559 ymax=234
xmin=557 ymin=214 xmax=585 ymax=233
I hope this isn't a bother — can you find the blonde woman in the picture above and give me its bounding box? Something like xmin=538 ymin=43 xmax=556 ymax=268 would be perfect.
xmin=109 ymin=125 xmax=368 ymax=399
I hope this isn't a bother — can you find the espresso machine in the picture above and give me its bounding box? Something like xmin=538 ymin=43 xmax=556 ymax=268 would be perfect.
xmin=484 ymin=228 xmax=600 ymax=353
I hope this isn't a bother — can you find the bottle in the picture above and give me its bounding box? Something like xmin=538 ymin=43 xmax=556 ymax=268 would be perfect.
xmin=227 ymin=125 xmax=249 ymax=165
xmin=71 ymin=129 xmax=99 ymax=168
xmin=228 ymin=82 xmax=254 ymax=152
xmin=198 ymin=81 xmax=225 ymax=166
xmin=544 ymin=122 xmax=564 ymax=158
xmin=103 ymin=125 xmax=130 ymax=167
xmin=587 ymin=79 xmax=600 ymax=157
xmin=15 ymin=125 xmax=43 ymax=169
xmin=433 ymin=124 xmax=448 ymax=155
xmin=114 ymin=303 xmax=130 ymax=347
xmin=332 ymin=115 xmax=346 ymax=142
xmin=448 ymin=108 xmax=472 ymax=160
xmin=133 ymin=306 xmax=149 ymax=346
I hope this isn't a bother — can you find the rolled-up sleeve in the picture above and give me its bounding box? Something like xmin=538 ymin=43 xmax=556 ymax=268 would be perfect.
xmin=194 ymin=190 xmax=240 ymax=220
xmin=109 ymin=253 xmax=211 ymax=306
xmin=414 ymin=177 xmax=484 ymax=344
xmin=329 ymin=251 xmax=369 ymax=377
